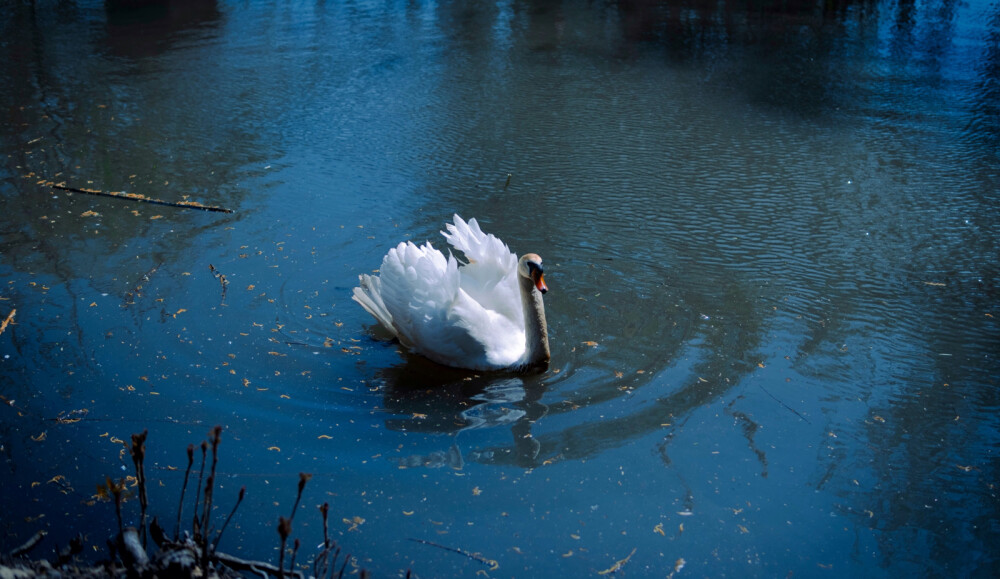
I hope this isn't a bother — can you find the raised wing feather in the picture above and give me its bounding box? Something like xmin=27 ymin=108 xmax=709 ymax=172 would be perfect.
xmin=442 ymin=215 xmax=522 ymax=327
xmin=354 ymin=218 xmax=528 ymax=371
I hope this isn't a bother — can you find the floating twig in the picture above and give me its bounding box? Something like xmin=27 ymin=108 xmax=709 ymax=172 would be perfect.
xmin=408 ymin=538 xmax=499 ymax=571
xmin=210 ymin=264 xmax=229 ymax=304
xmin=54 ymin=408 xmax=89 ymax=424
xmin=0 ymin=308 xmax=15 ymax=337
xmin=597 ymin=547 xmax=637 ymax=575
xmin=48 ymin=183 xmax=234 ymax=213
xmin=124 ymin=263 xmax=162 ymax=306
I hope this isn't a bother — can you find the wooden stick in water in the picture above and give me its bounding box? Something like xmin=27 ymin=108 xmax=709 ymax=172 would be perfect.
xmin=47 ymin=183 xmax=234 ymax=213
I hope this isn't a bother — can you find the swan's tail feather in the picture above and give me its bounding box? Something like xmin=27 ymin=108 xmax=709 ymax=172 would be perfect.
xmin=352 ymin=274 xmax=398 ymax=338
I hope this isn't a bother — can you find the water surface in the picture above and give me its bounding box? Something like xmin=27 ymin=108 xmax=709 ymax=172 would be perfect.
xmin=1 ymin=0 xmax=998 ymax=576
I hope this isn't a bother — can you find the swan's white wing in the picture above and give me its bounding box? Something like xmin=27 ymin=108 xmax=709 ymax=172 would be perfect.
xmin=442 ymin=215 xmax=523 ymax=327
xmin=354 ymin=219 xmax=532 ymax=371
xmin=375 ymin=240 xmax=523 ymax=369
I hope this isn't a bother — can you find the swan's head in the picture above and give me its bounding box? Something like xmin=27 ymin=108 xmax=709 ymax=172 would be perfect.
xmin=518 ymin=253 xmax=547 ymax=294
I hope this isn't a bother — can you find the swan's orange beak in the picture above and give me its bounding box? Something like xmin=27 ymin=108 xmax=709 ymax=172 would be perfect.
xmin=532 ymin=271 xmax=548 ymax=294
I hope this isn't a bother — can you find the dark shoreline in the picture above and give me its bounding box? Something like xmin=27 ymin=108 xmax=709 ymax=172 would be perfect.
xmin=1 ymin=428 xmax=377 ymax=579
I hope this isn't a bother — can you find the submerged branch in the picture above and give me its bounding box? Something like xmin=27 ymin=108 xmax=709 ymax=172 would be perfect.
xmin=408 ymin=538 xmax=499 ymax=571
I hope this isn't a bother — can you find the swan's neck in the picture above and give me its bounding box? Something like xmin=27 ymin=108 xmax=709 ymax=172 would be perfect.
xmin=519 ymin=275 xmax=550 ymax=369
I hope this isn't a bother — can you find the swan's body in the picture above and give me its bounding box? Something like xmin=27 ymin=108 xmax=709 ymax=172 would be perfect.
xmin=352 ymin=215 xmax=550 ymax=371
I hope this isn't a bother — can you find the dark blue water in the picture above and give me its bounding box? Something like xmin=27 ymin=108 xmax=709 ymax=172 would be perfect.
xmin=1 ymin=0 xmax=998 ymax=576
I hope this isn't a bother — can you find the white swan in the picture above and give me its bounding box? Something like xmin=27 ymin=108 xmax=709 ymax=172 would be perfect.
xmin=352 ymin=215 xmax=550 ymax=371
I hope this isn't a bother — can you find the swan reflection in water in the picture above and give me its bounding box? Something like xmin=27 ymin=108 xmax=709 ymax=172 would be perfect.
xmin=379 ymin=370 xmax=548 ymax=470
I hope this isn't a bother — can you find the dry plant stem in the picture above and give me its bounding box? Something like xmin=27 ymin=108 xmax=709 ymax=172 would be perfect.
xmin=130 ymin=430 xmax=149 ymax=548
xmin=288 ymin=539 xmax=300 ymax=577
xmin=212 ymin=485 xmax=246 ymax=554
xmin=200 ymin=475 xmax=215 ymax=577
xmin=313 ymin=503 xmax=332 ymax=579
xmin=335 ymin=554 xmax=350 ymax=579
xmin=320 ymin=503 xmax=330 ymax=546
xmin=175 ymin=444 xmax=195 ymax=541
xmin=109 ymin=477 xmax=124 ymax=536
xmin=203 ymin=427 xmax=223 ymax=534
xmin=200 ymin=427 xmax=223 ymax=576
xmin=277 ymin=517 xmax=291 ymax=579
xmin=289 ymin=473 xmax=312 ymax=523
xmin=193 ymin=442 xmax=208 ymax=537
